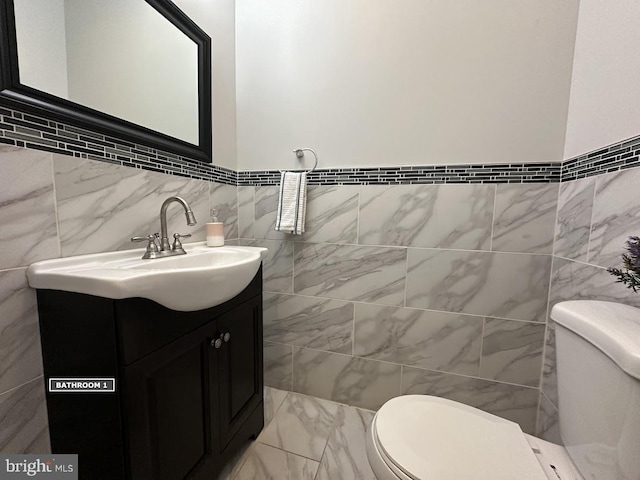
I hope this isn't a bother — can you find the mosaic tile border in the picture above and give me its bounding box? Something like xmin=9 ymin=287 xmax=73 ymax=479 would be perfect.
xmin=1 ymin=106 xmax=639 ymax=186
xmin=238 ymin=163 xmax=560 ymax=186
xmin=0 ymin=107 xmax=236 ymax=185
xmin=561 ymin=134 xmax=640 ymax=182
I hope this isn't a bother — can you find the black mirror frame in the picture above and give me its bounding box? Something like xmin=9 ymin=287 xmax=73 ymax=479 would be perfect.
xmin=0 ymin=0 xmax=212 ymax=163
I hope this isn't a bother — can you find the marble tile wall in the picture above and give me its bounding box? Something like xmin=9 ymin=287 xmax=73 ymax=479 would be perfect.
xmin=243 ymin=182 xmax=559 ymax=434
xmin=541 ymin=163 xmax=640 ymax=443
xmin=4 ymin=141 xmax=638 ymax=452
xmin=0 ymin=144 xmax=236 ymax=453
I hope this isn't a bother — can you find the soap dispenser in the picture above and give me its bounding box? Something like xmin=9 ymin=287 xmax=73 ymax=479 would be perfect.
xmin=206 ymin=209 xmax=224 ymax=247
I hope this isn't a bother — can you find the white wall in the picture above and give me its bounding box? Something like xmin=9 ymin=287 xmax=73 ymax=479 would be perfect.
xmin=236 ymin=0 xmax=579 ymax=171
xmin=175 ymin=0 xmax=237 ymax=170
xmin=13 ymin=0 xmax=68 ymax=99
xmin=563 ymin=0 xmax=640 ymax=159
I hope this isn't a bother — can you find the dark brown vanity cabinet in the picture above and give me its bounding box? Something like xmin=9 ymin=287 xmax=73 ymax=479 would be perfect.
xmin=36 ymin=268 xmax=264 ymax=480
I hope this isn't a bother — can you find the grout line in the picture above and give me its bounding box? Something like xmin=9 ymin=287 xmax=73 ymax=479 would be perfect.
xmin=265 ymin=389 xmax=289 ymax=428
xmin=287 ymin=239 xmax=553 ymax=257
xmin=553 ymin=254 xmax=605 ymax=269
xmin=489 ymin=184 xmax=497 ymax=252
xmin=290 ymin=344 xmax=295 ymax=392
xmin=355 ymin=185 xmax=361 ymax=245
xmin=261 ymin=290 xmax=548 ymax=325
xmin=550 ymin=181 xmax=562 ymax=258
xmin=540 ymin=389 xmax=559 ymax=412
xmin=351 ymin=303 xmax=356 ymax=357
xmin=585 ymin=177 xmax=598 ymax=264
xmin=478 ymin=317 xmax=486 ymax=377
xmin=534 ymin=388 xmax=542 ymax=436
xmin=0 ymin=266 xmax=30 ymax=274
xmin=0 ymin=375 xmax=44 ymax=398
xmin=253 ymin=441 xmax=322 ymax=465
xmin=49 ymin=152 xmax=63 ymax=259
xmin=538 ymin=182 xmax=562 ymax=406
xmin=289 ymin=345 xmax=538 ymax=390
xmin=403 ymin=249 xmax=409 ymax=308
xmin=291 ymin=240 xmax=296 ymax=295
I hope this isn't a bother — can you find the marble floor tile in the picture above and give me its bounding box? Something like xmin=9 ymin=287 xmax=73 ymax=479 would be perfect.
xmin=589 ymin=167 xmax=640 ymax=268
xmin=293 ymin=347 xmax=401 ymax=411
xmin=54 ymin=155 xmax=209 ymax=256
xmin=492 ymin=183 xmax=558 ymax=254
xmin=0 ymin=269 xmax=44 ymax=393
xmin=217 ymin=441 xmax=254 ymax=480
xmin=0 ymin=377 xmax=50 ymax=453
xmin=358 ymin=184 xmax=494 ymax=250
xmin=240 ymin=239 xmax=293 ymax=293
xmin=258 ymin=392 xmax=339 ymax=461
xmin=238 ymin=186 xmax=255 ymax=239
xmin=264 ymin=342 xmax=293 ymax=391
xmin=401 ymin=366 xmax=539 ymax=434
xmin=0 ymin=146 xmax=59 ymax=269
xmin=234 ymin=443 xmax=319 ymax=480
xmin=299 ymin=186 xmax=358 ymax=244
xmin=315 ymin=405 xmax=376 ymax=480
xmin=210 ymin=182 xmax=238 ymax=240
xmin=479 ymin=318 xmax=545 ymax=387
xmin=264 ymin=387 xmax=288 ymax=426
xmin=406 ymin=249 xmax=552 ymax=323
xmin=263 ymin=293 xmax=353 ymax=354
xmin=554 ymin=177 xmax=595 ymax=262
xmin=294 ymin=243 xmax=406 ymax=306
xmin=354 ymin=303 xmax=483 ymax=375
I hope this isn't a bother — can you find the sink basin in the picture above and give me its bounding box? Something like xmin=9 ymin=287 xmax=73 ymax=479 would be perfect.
xmin=27 ymin=243 xmax=268 ymax=311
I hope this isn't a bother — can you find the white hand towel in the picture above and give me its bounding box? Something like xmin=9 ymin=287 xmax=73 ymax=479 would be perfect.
xmin=275 ymin=171 xmax=307 ymax=235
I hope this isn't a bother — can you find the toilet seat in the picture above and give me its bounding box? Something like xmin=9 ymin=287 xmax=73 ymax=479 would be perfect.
xmin=367 ymin=395 xmax=548 ymax=480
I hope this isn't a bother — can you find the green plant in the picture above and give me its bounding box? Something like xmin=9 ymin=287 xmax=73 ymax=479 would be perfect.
xmin=608 ymin=236 xmax=640 ymax=292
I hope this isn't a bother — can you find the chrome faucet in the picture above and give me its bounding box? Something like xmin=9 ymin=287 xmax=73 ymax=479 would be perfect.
xmin=159 ymin=196 xmax=197 ymax=252
xmin=131 ymin=196 xmax=197 ymax=259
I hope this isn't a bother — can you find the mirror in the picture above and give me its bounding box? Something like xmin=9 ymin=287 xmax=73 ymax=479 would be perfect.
xmin=0 ymin=0 xmax=212 ymax=163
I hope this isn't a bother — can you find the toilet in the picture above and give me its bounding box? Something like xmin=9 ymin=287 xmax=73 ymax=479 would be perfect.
xmin=366 ymin=301 xmax=640 ymax=480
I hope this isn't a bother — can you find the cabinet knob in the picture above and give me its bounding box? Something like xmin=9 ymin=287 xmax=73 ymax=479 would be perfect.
xmin=211 ymin=332 xmax=230 ymax=349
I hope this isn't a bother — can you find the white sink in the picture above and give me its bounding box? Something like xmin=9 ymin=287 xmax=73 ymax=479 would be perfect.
xmin=27 ymin=243 xmax=268 ymax=312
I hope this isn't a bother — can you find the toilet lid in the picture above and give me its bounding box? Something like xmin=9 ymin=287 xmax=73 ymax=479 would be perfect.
xmin=374 ymin=395 xmax=547 ymax=480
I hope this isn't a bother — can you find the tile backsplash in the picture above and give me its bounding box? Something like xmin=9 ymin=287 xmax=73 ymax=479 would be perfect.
xmin=1 ymin=129 xmax=640 ymax=453
xmin=0 ymin=144 xmax=237 ymax=453
xmin=252 ymin=181 xmax=556 ymax=434
xmin=539 ymin=164 xmax=640 ymax=443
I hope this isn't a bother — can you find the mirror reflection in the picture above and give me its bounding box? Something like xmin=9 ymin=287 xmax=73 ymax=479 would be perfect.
xmin=13 ymin=0 xmax=199 ymax=145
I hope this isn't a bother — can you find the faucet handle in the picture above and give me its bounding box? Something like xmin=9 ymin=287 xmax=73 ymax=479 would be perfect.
xmin=131 ymin=235 xmax=160 ymax=259
xmin=131 ymin=234 xmax=154 ymax=243
xmin=172 ymin=233 xmax=191 ymax=253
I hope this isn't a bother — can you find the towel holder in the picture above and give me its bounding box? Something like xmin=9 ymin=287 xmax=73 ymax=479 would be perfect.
xmin=291 ymin=148 xmax=318 ymax=173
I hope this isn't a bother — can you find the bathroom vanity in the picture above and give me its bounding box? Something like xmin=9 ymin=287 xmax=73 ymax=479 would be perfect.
xmin=34 ymin=263 xmax=264 ymax=479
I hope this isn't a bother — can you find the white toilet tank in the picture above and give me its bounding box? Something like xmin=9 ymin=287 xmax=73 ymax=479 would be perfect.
xmin=551 ymin=301 xmax=640 ymax=480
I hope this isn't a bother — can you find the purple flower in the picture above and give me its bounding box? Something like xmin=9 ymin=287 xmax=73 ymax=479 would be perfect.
xmin=609 ymin=236 xmax=640 ymax=292
xmin=626 ymin=236 xmax=640 ymax=267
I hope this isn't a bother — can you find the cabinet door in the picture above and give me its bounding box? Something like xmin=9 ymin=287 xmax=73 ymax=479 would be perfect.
xmin=216 ymin=295 xmax=264 ymax=449
xmin=124 ymin=322 xmax=220 ymax=480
